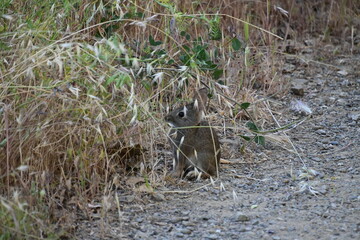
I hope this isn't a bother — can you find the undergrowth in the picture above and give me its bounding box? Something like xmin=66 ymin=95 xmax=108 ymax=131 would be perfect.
xmin=0 ymin=0 xmax=358 ymax=238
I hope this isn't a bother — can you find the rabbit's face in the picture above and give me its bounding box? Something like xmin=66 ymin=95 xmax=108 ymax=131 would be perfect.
xmin=165 ymin=102 xmax=203 ymax=128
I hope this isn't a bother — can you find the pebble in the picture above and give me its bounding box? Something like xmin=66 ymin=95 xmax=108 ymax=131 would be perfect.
xmin=174 ymin=232 xmax=184 ymax=238
xmin=239 ymin=226 xmax=247 ymax=232
xmin=311 ymin=157 xmax=322 ymax=162
xmin=291 ymin=86 xmax=305 ymax=96
xmin=183 ymin=221 xmax=196 ymax=227
xmin=205 ymin=234 xmax=219 ymax=240
xmin=170 ymin=217 xmax=188 ymax=224
xmin=234 ymin=212 xmax=250 ymax=222
xmin=202 ymin=216 xmax=210 ymax=221
xmin=318 ymin=185 xmax=328 ymax=195
xmin=337 ymin=70 xmax=348 ymax=76
xmin=180 ymin=228 xmax=192 ymax=234
xmin=152 ymin=193 xmax=166 ymax=202
xmin=316 ymin=129 xmax=327 ymax=135
xmin=349 ymin=195 xmax=359 ymax=201
xmin=349 ymin=113 xmax=360 ymax=121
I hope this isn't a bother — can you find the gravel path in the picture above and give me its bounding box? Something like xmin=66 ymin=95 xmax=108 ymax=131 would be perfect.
xmin=76 ymin=50 xmax=360 ymax=240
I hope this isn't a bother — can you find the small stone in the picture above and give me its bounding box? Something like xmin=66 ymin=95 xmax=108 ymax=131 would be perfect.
xmin=311 ymin=157 xmax=321 ymax=162
xmin=234 ymin=212 xmax=250 ymax=222
xmin=341 ymin=79 xmax=350 ymax=86
xmin=316 ymin=129 xmax=327 ymax=135
xmin=170 ymin=217 xmax=185 ymax=224
xmin=206 ymin=234 xmax=218 ymax=240
xmin=239 ymin=226 xmax=247 ymax=232
xmin=283 ymin=63 xmax=296 ymax=73
xmin=174 ymin=232 xmax=184 ymax=238
xmin=152 ymin=193 xmax=166 ymax=202
xmin=183 ymin=221 xmax=196 ymax=227
xmin=290 ymin=78 xmax=308 ymax=96
xmin=349 ymin=113 xmax=360 ymax=121
xmin=337 ymin=70 xmax=348 ymax=76
xmin=291 ymin=86 xmax=305 ymax=96
xmin=318 ymin=185 xmax=328 ymax=195
xmin=135 ymin=231 xmax=148 ymax=238
xmin=349 ymin=195 xmax=359 ymax=201
xmin=180 ymin=228 xmax=192 ymax=234
xmin=288 ymin=227 xmax=296 ymax=231
xmin=245 ymin=226 xmax=253 ymax=231
xmin=202 ymin=216 xmax=210 ymax=221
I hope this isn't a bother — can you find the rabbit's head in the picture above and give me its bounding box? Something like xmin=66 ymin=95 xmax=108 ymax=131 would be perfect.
xmin=165 ymin=88 xmax=208 ymax=128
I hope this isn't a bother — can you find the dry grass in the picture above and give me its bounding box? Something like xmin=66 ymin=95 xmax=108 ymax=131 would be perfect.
xmin=0 ymin=0 xmax=358 ymax=238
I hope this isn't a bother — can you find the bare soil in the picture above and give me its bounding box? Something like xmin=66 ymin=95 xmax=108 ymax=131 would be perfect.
xmin=75 ymin=44 xmax=360 ymax=240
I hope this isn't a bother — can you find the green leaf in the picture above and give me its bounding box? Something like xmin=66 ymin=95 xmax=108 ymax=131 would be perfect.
xmin=197 ymin=49 xmax=208 ymax=61
xmin=254 ymin=136 xmax=265 ymax=146
xmin=217 ymin=80 xmax=225 ymax=85
xmin=240 ymin=135 xmax=251 ymax=141
xmin=149 ymin=35 xmax=162 ymax=46
xmin=0 ymin=138 xmax=7 ymax=147
xmin=155 ymin=49 xmax=166 ymax=55
xmin=179 ymin=54 xmax=190 ymax=64
xmin=240 ymin=102 xmax=250 ymax=110
xmin=141 ymin=80 xmax=151 ymax=91
xmin=136 ymin=12 xmax=144 ymax=18
xmin=183 ymin=45 xmax=190 ymax=52
xmin=244 ymin=15 xmax=250 ymax=42
xmin=213 ymin=69 xmax=223 ymax=80
xmin=246 ymin=121 xmax=258 ymax=132
xmin=105 ymin=74 xmax=117 ymax=86
xmin=154 ymin=0 xmax=175 ymax=12
xmin=105 ymin=73 xmax=132 ymax=88
xmin=240 ymin=145 xmax=246 ymax=153
xmin=207 ymin=15 xmax=221 ymax=40
xmin=232 ymin=38 xmax=242 ymax=51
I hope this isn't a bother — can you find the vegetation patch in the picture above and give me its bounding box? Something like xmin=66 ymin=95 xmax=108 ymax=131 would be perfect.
xmin=1 ymin=0 xmax=358 ymax=238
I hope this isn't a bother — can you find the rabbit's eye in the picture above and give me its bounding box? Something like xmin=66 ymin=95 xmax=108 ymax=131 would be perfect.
xmin=178 ymin=111 xmax=185 ymax=118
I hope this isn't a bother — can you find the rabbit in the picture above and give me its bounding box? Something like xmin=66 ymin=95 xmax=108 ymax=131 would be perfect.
xmin=164 ymin=88 xmax=221 ymax=178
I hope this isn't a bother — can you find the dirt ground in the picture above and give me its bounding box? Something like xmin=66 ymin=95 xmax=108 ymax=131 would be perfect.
xmin=75 ymin=43 xmax=360 ymax=239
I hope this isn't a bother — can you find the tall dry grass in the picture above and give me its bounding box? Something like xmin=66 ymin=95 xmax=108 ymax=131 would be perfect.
xmin=0 ymin=0 xmax=358 ymax=238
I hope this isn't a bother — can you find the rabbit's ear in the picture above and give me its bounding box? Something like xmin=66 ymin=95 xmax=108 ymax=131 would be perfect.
xmin=193 ymin=88 xmax=208 ymax=111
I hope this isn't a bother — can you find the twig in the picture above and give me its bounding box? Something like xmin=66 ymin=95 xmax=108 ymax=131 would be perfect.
xmin=233 ymin=175 xmax=267 ymax=181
